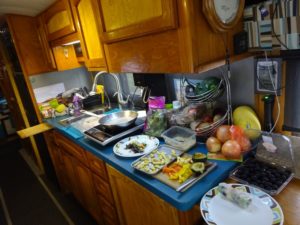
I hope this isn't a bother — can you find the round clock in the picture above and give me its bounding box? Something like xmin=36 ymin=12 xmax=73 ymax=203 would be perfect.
xmin=203 ymin=0 xmax=245 ymax=33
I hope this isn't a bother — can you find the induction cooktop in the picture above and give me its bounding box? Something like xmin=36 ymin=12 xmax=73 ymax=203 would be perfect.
xmin=84 ymin=118 xmax=145 ymax=146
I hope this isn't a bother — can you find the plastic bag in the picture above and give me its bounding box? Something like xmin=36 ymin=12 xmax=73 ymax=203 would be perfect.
xmin=230 ymin=125 xmax=251 ymax=152
xmin=144 ymin=96 xmax=167 ymax=137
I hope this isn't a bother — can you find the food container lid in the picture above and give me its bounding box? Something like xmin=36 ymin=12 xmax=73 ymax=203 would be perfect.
xmin=253 ymin=131 xmax=295 ymax=171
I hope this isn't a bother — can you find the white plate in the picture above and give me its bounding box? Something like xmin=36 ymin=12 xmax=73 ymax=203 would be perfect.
xmin=200 ymin=183 xmax=284 ymax=225
xmin=113 ymin=135 xmax=159 ymax=157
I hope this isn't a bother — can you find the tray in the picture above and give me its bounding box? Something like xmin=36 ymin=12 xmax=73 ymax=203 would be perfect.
xmin=131 ymin=145 xmax=183 ymax=175
xmin=154 ymin=153 xmax=217 ymax=192
xmin=230 ymin=158 xmax=293 ymax=196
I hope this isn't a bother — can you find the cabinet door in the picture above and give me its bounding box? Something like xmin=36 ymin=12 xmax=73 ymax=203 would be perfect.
xmin=6 ymin=15 xmax=55 ymax=75
xmin=98 ymin=0 xmax=178 ymax=43
xmin=72 ymin=0 xmax=107 ymax=70
xmin=36 ymin=16 xmax=57 ymax=71
xmin=52 ymin=45 xmax=82 ymax=71
xmin=60 ymin=150 xmax=80 ymax=198
xmin=107 ymin=165 xmax=180 ymax=225
xmin=43 ymin=0 xmax=76 ymax=41
xmin=72 ymin=157 xmax=102 ymax=224
xmin=46 ymin=134 xmax=69 ymax=192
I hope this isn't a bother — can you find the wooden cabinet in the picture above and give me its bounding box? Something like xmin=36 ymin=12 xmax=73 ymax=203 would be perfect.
xmin=42 ymin=0 xmax=76 ymax=41
xmin=72 ymin=157 xmax=102 ymax=224
xmin=36 ymin=15 xmax=57 ymax=71
xmin=6 ymin=15 xmax=55 ymax=75
xmin=99 ymin=0 xmax=245 ymax=73
xmin=50 ymin=131 xmax=119 ymax=225
xmin=72 ymin=0 xmax=107 ymax=70
xmin=86 ymin=151 xmax=119 ymax=225
xmin=107 ymin=165 xmax=202 ymax=225
xmin=60 ymin=149 xmax=80 ymax=196
xmin=46 ymin=131 xmax=202 ymax=225
xmin=44 ymin=132 xmax=69 ymax=192
xmin=107 ymin=165 xmax=180 ymax=225
xmin=98 ymin=0 xmax=177 ymax=43
xmin=54 ymin=133 xmax=101 ymax=221
xmin=52 ymin=45 xmax=82 ymax=71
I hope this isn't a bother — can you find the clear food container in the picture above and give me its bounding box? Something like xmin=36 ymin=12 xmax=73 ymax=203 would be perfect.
xmin=161 ymin=126 xmax=196 ymax=151
xmin=230 ymin=131 xmax=295 ymax=195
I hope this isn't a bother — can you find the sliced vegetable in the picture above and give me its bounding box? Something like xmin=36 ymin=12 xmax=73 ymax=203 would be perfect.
xmin=191 ymin=162 xmax=205 ymax=175
xmin=125 ymin=141 xmax=147 ymax=153
xmin=192 ymin=153 xmax=207 ymax=162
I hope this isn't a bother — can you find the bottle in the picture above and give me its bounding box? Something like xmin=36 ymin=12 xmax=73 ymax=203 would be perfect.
xmin=96 ymin=85 xmax=105 ymax=104
xmin=73 ymin=95 xmax=82 ymax=116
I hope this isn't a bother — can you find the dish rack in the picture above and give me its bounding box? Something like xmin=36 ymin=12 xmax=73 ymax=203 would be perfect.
xmin=185 ymin=70 xmax=232 ymax=138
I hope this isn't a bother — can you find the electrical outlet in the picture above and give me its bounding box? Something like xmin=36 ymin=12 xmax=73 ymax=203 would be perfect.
xmin=255 ymin=58 xmax=282 ymax=95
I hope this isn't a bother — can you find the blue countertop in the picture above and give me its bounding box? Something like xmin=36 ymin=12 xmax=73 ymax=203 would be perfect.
xmin=46 ymin=117 xmax=238 ymax=211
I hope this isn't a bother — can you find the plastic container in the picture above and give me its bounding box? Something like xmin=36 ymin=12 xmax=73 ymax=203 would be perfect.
xmin=230 ymin=131 xmax=295 ymax=195
xmin=161 ymin=126 xmax=196 ymax=151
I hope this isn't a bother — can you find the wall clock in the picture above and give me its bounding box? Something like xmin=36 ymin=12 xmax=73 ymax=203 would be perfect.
xmin=203 ymin=0 xmax=245 ymax=33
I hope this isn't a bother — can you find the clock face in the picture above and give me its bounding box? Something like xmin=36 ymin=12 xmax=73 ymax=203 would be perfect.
xmin=213 ymin=0 xmax=240 ymax=24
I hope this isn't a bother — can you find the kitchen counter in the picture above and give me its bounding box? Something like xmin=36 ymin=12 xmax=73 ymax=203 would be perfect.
xmin=45 ymin=116 xmax=300 ymax=225
xmin=46 ymin=117 xmax=238 ymax=211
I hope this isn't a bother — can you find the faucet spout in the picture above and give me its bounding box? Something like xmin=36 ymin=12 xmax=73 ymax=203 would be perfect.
xmin=91 ymin=71 xmax=129 ymax=106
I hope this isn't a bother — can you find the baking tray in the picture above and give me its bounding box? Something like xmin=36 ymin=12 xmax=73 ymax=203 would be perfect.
xmin=230 ymin=158 xmax=294 ymax=196
xmin=131 ymin=145 xmax=183 ymax=175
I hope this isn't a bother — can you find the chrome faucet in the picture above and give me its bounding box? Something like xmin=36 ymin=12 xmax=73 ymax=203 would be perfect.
xmin=91 ymin=71 xmax=129 ymax=106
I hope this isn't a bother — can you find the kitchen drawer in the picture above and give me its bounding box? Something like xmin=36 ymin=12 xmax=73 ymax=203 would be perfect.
xmin=93 ymin=174 xmax=114 ymax=203
xmin=54 ymin=131 xmax=88 ymax=165
xmin=86 ymin=151 xmax=108 ymax=180
xmin=97 ymin=195 xmax=119 ymax=225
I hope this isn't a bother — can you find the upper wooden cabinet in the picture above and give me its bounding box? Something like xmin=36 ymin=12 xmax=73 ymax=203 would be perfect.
xmin=71 ymin=0 xmax=107 ymax=70
xmin=36 ymin=15 xmax=57 ymax=71
xmin=100 ymin=0 xmax=245 ymax=73
xmin=6 ymin=15 xmax=56 ymax=75
xmin=98 ymin=0 xmax=178 ymax=43
xmin=42 ymin=0 xmax=76 ymax=41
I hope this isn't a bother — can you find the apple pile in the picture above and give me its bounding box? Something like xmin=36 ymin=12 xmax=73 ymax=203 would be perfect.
xmin=206 ymin=125 xmax=251 ymax=159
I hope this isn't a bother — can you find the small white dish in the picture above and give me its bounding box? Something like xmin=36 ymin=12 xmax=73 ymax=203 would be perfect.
xmin=113 ymin=135 xmax=159 ymax=158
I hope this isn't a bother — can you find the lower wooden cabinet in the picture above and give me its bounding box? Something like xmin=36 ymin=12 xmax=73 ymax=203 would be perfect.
xmin=72 ymin=157 xmax=103 ymax=224
xmin=107 ymin=165 xmax=180 ymax=225
xmin=46 ymin=131 xmax=120 ymax=225
xmin=46 ymin=131 xmax=201 ymax=225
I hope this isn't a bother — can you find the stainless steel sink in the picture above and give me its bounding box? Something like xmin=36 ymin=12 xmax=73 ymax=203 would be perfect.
xmin=58 ymin=108 xmax=106 ymax=127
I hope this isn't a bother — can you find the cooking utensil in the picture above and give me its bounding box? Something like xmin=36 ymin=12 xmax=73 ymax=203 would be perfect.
xmin=99 ymin=110 xmax=138 ymax=129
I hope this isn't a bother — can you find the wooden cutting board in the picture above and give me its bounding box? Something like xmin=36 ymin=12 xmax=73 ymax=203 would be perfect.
xmin=154 ymin=154 xmax=217 ymax=191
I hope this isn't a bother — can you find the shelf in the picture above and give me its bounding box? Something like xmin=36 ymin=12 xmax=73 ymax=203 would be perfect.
xmin=194 ymin=52 xmax=257 ymax=74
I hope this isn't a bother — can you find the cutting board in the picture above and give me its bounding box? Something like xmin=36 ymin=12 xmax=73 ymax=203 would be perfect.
xmin=153 ymin=154 xmax=217 ymax=192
